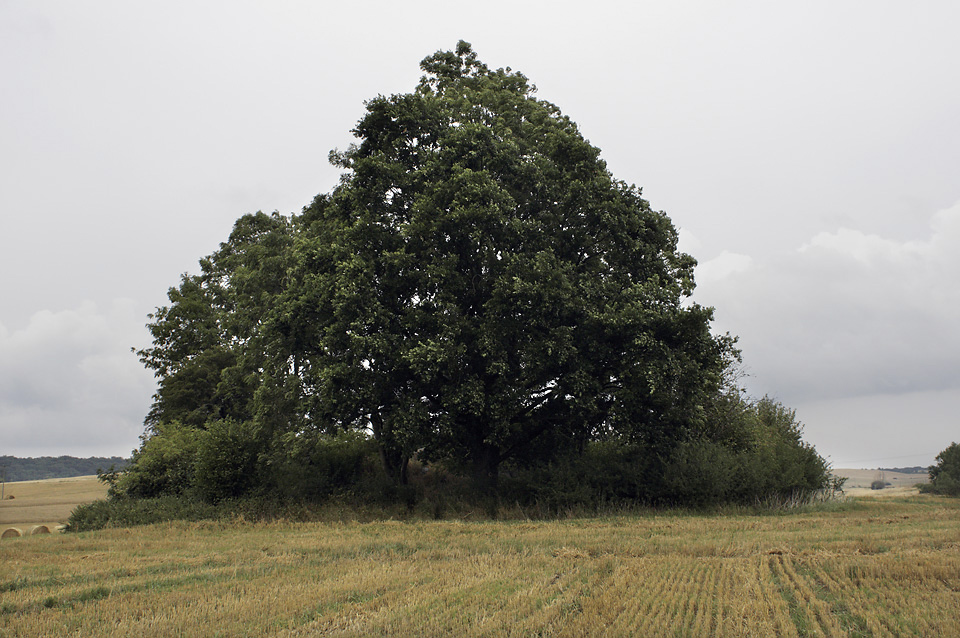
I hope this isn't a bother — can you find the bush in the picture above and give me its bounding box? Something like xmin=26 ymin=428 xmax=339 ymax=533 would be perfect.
xmin=65 ymin=495 xmax=222 ymax=532
xmin=103 ymin=390 xmax=831 ymax=516
xmin=662 ymin=439 xmax=736 ymax=507
xmin=265 ymin=429 xmax=381 ymax=500
xmin=193 ymin=419 xmax=263 ymax=502
xmin=499 ymin=401 xmax=832 ymax=511
xmin=686 ymin=395 xmax=831 ymax=505
xmin=115 ymin=422 xmax=202 ymax=498
xmin=498 ymin=441 xmax=655 ymax=512
xmin=920 ymin=443 xmax=960 ymax=496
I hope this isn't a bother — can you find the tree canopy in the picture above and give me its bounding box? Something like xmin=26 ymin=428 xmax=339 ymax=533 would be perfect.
xmin=123 ymin=42 xmax=829 ymax=508
xmin=921 ymin=442 xmax=960 ymax=496
xmin=281 ymin=41 xmax=728 ymax=488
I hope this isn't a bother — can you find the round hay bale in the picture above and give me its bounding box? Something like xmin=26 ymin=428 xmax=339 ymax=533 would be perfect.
xmin=1 ymin=528 xmax=22 ymax=539
xmin=6 ymin=494 xmax=14 ymax=499
xmin=30 ymin=525 xmax=51 ymax=535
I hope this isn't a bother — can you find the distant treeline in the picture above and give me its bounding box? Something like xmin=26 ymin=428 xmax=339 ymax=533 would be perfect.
xmin=879 ymin=466 xmax=930 ymax=475
xmin=0 ymin=456 xmax=129 ymax=483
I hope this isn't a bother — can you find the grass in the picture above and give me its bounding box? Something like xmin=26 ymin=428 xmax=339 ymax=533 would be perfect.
xmin=1 ymin=493 xmax=959 ymax=636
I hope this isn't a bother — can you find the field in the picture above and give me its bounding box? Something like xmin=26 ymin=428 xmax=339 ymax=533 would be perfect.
xmin=2 ymin=486 xmax=959 ymax=637
xmin=0 ymin=476 xmax=107 ymax=534
xmin=831 ymin=469 xmax=929 ymax=497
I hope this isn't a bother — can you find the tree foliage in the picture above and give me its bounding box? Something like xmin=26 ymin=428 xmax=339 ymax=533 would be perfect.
xmin=285 ymin=41 xmax=725 ymax=489
xmin=921 ymin=442 xmax=960 ymax=496
xmin=122 ymin=42 xmax=829 ymax=508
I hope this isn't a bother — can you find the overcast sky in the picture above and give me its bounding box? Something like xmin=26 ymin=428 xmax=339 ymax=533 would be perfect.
xmin=2 ymin=1 xmax=957 ymax=468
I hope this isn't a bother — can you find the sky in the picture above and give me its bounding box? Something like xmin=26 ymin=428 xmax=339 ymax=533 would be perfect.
xmin=2 ymin=1 xmax=958 ymax=468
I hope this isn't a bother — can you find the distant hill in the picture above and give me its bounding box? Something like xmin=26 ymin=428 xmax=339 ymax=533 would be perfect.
xmin=0 ymin=456 xmax=129 ymax=483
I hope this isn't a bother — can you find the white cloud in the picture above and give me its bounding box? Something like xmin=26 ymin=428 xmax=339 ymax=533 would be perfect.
xmin=799 ymin=228 xmax=927 ymax=264
xmin=0 ymin=300 xmax=155 ymax=457
xmin=800 ymin=200 xmax=960 ymax=266
xmin=695 ymin=251 xmax=754 ymax=285
xmin=693 ymin=201 xmax=960 ymax=404
xmin=677 ymin=227 xmax=703 ymax=255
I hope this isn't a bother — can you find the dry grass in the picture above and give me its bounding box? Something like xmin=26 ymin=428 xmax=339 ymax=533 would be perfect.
xmin=0 ymin=476 xmax=107 ymax=531
xmin=2 ymin=493 xmax=959 ymax=636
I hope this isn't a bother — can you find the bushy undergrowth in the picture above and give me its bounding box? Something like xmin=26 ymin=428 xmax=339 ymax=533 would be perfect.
xmin=499 ymin=438 xmax=835 ymax=513
xmin=67 ymin=477 xmax=849 ymax=533
xmin=72 ymin=395 xmax=842 ymax=532
xmin=498 ymin=396 xmax=837 ymax=513
xmin=70 ymin=442 xmax=842 ymax=533
xmin=66 ymin=496 xmax=223 ymax=532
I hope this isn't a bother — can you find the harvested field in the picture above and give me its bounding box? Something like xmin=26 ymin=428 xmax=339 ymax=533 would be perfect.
xmin=832 ymin=468 xmax=929 ymax=490
xmin=0 ymin=476 xmax=107 ymax=532
xmin=1 ymin=494 xmax=959 ymax=636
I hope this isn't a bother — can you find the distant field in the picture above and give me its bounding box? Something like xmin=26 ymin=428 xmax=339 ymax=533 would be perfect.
xmin=2 ymin=492 xmax=959 ymax=636
xmin=0 ymin=476 xmax=107 ymax=533
xmin=832 ymin=468 xmax=930 ymax=498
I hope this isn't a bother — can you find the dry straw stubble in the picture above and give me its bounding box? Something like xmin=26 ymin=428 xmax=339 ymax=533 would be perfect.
xmin=1 ymin=496 xmax=959 ymax=636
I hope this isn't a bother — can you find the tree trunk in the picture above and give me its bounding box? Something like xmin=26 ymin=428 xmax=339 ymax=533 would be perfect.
xmin=372 ymin=411 xmax=409 ymax=485
xmin=470 ymin=442 xmax=500 ymax=495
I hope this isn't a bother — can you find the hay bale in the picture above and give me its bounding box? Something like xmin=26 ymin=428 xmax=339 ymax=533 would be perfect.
xmin=30 ymin=525 xmax=51 ymax=535
xmin=1 ymin=528 xmax=22 ymax=539
xmin=6 ymin=494 xmax=14 ymax=499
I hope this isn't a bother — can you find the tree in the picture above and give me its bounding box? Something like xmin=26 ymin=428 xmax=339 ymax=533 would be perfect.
xmin=124 ymin=42 xmax=828 ymax=510
xmin=281 ymin=41 xmax=729 ymax=491
xmin=136 ymin=211 xmax=294 ymax=431
xmin=922 ymin=442 xmax=960 ymax=496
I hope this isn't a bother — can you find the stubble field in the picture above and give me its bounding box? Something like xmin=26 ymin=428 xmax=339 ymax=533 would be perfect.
xmin=0 ymin=476 xmax=107 ymax=533
xmin=2 ymin=488 xmax=959 ymax=637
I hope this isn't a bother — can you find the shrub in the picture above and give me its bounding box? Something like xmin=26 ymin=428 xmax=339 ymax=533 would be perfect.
xmin=685 ymin=395 xmax=831 ymax=505
xmin=497 ymin=395 xmax=832 ymax=512
xmin=193 ymin=419 xmax=262 ymax=502
xmin=265 ymin=429 xmax=381 ymax=500
xmin=662 ymin=439 xmax=736 ymax=507
xmin=115 ymin=421 xmax=202 ymax=498
xmin=66 ymin=495 xmax=222 ymax=532
xmin=498 ymin=441 xmax=655 ymax=512
xmin=920 ymin=443 xmax=960 ymax=496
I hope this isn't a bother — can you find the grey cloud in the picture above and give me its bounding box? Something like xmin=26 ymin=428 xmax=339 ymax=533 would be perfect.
xmin=795 ymin=388 xmax=960 ymax=468
xmin=692 ymin=202 xmax=960 ymax=404
xmin=0 ymin=300 xmax=155 ymax=457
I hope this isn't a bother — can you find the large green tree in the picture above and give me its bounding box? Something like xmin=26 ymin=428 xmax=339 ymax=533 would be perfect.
xmin=279 ymin=42 xmax=728 ymax=490
xmin=137 ymin=211 xmax=294 ymax=431
xmin=130 ymin=42 xmax=760 ymax=503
